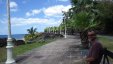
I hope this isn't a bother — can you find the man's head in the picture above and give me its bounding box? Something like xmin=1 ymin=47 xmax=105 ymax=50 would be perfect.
xmin=88 ymin=31 xmax=96 ymax=41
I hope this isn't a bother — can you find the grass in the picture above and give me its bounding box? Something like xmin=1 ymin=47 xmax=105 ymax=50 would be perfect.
xmin=14 ymin=41 xmax=48 ymax=56
xmin=0 ymin=38 xmax=56 ymax=63
xmin=0 ymin=47 xmax=6 ymax=62
xmin=98 ymin=35 xmax=113 ymax=51
xmin=98 ymin=35 xmax=113 ymax=63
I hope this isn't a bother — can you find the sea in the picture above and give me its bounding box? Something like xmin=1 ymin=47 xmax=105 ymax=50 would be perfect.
xmin=0 ymin=34 xmax=26 ymax=40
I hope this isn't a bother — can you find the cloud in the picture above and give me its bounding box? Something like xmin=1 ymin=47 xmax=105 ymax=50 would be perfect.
xmin=10 ymin=1 xmax=18 ymax=12
xmin=0 ymin=5 xmax=71 ymax=33
xmin=58 ymin=0 xmax=68 ymax=2
xmin=8 ymin=5 xmax=71 ymax=27
xmin=9 ymin=17 xmax=60 ymax=26
xmin=26 ymin=9 xmax=41 ymax=17
xmin=43 ymin=5 xmax=71 ymax=16
xmin=10 ymin=1 xmax=17 ymax=8
xmin=25 ymin=5 xmax=71 ymax=17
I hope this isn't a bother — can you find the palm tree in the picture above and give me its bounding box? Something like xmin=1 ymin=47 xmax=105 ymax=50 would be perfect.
xmin=27 ymin=27 xmax=37 ymax=36
xmin=62 ymin=0 xmax=100 ymax=48
xmin=72 ymin=11 xmax=99 ymax=48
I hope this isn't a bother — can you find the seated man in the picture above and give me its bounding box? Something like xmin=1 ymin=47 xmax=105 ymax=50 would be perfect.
xmin=86 ymin=31 xmax=103 ymax=64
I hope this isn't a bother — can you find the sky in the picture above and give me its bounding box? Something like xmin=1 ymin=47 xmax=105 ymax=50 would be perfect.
xmin=0 ymin=0 xmax=71 ymax=35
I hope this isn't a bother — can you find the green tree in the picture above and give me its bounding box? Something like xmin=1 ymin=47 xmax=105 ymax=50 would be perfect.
xmin=27 ymin=27 xmax=37 ymax=36
xmin=44 ymin=27 xmax=49 ymax=33
xmin=95 ymin=1 xmax=113 ymax=34
xmin=71 ymin=11 xmax=99 ymax=47
xmin=61 ymin=0 xmax=99 ymax=48
xmin=24 ymin=27 xmax=37 ymax=43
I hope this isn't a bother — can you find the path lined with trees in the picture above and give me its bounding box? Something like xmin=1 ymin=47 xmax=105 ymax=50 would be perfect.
xmin=1 ymin=0 xmax=113 ymax=64
xmin=44 ymin=0 xmax=113 ymax=48
xmin=17 ymin=35 xmax=84 ymax=64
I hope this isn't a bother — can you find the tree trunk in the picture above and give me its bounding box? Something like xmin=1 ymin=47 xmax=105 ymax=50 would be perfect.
xmin=79 ymin=31 xmax=89 ymax=49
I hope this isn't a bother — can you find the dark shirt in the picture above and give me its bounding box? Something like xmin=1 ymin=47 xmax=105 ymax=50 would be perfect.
xmin=87 ymin=40 xmax=103 ymax=64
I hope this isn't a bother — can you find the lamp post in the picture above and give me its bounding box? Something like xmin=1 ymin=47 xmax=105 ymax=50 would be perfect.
xmin=60 ymin=26 xmax=61 ymax=34
xmin=49 ymin=27 xmax=50 ymax=33
xmin=63 ymin=17 xmax=67 ymax=38
xmin=64 ymin=21 xmax=67 ymax=38
xmin=53 ymin=26 xmax=54 ymax=33
xmin=60 ymin=22 xmax=63 ymax=34
xmin=54 ymin=27 xmax=57 ymax=34
xmin=47 ymin=28 xmax=49 ymax=33
xmin=59 ymin=26 xmax=61 ymax=34
xmin=6 ymin=0 xmax=15 ymax=64
xmin=64 ymin=12 xmax=70 ymax=38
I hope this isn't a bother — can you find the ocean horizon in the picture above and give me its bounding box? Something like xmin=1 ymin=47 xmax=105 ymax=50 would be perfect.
xmin=0 ymin=34 xmax=26 ymax=40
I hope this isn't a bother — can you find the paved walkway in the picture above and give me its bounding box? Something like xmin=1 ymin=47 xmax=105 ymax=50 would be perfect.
xmin=16 ymin=35 xmax=84 ymax=64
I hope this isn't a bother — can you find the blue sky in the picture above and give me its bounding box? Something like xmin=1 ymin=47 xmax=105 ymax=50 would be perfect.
xmin=0 ymin=0 xmax=71 ymax=35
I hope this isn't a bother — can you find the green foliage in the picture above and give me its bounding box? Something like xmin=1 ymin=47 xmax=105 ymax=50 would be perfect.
xmin=27 ymin=27 xmax=37 ymax=36
xmin=60 ymin=0 xmax=100 ymax=47
xmin=24 ymin=27 xmax=38 ymax=43
xmin=61 ymin=0 xmax=99 ymax=32
xmin=44 ymin=26 xmax=60 ymax=33
xmin=14 ymin=41 xmax=48 ymax=55
xmin=45 ymin=0 xmax=113 ymax=35
xmin=73 ymin=11 xmax=99 ymax=31
xmin=98 ymin=35 xmax=113 ymax=51
xmin=95 ymin=1 xmax=113 ymax=34
xmin=0 ymin=47 xmax=6 ymax=63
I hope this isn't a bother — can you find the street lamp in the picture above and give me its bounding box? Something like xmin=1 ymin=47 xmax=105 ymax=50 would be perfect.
xmin=64 ymin=12 xmax=70 ymax=38
xmin=53 ymin=26 xmax=54 ymax=33
xmin=6 ymin=0 xmax=15 ymax=64
xmin=64 ymin=21 xmax=67 ymax=38
xmin=47 ymin=28 xmax=49 ymax=33
xmin=60 ymin=22 xmax=63 ymax=34
xmin=49 ymin=27 xmax=50 ymax=33
xmin=59 ymin=26 xmax=61 ymax=34
xmin=54 ymin=27 xmax=57 ymax=34
xmin=63 ymin=18 xmax=67 ymax=38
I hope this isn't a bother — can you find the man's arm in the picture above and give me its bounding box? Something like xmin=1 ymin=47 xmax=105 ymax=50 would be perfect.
xmin=86 ymin=57 xmax=95 ymax=62
xmin=85 ymin=57 xmax=95 ymax=64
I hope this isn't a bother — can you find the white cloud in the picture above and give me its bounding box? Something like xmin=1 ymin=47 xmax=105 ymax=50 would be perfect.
xmin=10 ymin=1 xmax=17 ymax=8
xmin=25 ymin=5 xmax=71 ymax=17
xmin=10 ymin=1 xmax=18 ymax=12
xmin=10 ymin=17 xmax=60 ymax=26
xmin=43 ymin=5 xmax=71 ymax=16
xmin=58 ymin=0 xmax=68 ymax=2
xmin=26 ymin=9 xmax=41 ymax=17
xmin=9 ymin=5 xmax=71 ymax=26
xmin=0 ymin=5 xmax=71 ymax=32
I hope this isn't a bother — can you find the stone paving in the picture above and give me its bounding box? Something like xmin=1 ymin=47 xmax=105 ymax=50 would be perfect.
xmin=16 ymin=35 xmax=86 ymax=64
